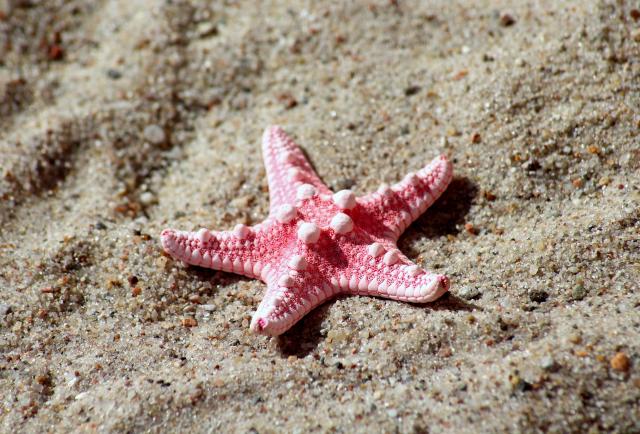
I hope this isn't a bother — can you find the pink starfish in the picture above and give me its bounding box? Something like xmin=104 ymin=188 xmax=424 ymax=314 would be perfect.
xmin=161 ymin=126 xmax=453 ymax=336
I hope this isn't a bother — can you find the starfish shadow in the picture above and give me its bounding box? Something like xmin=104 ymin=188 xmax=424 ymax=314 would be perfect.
xmin=275 ymin=301 xmax=334 ymax=358
xmin=276 ymin=293 xmax=480 ymax=357
xmin=419 ymin=292 xmax=481 ymax=312
xmin=399 ymin=175 xmax=478 ymax=257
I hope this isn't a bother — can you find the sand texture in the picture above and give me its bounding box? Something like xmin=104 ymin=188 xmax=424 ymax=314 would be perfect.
xmin=1 ymin=1 xmax=639 ymax=433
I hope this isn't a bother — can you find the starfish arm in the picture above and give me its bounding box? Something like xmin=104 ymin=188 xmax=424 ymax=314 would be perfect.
xmin=330 ymin=244 xmax=449 ymax=303
xmin=262 ymin=126 xmax=331 ymax=213
xmin=359 ymin=155 xmax=453 ymax=239
xmin=249 ymin=253 xmax=338 ymax=336
xmin=160 ymin=221 xmax=277 ymax=279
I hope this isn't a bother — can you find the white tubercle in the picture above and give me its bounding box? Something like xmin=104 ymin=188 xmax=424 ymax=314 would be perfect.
xmin=406 ymin=265 xmax=422 ymax=276
xmin=287 ymin=167 xmax=302 ymax=182
xmin=383 ymin=250 xmax=399 ymax=265
xmin=233 ymin=224 xmax=250 ymax=239
xmin=278 ymin=275 xmax=295 ymax=288
xmin=333 ymin=190 xmax=356 ymax=210
xmin=288 ymin=255 xmax=308 ymax=271
xmin=330 ymin=212 xmax=354 ymax=234
xmin=296 ymin=183 xmax=316 ymax=200
xmin=196 ymin=228 xmax=211 ymax=243
xmin=404 ymin=172 xmax=420 ymax=185
xmin=275 ymin=204 xmax=297 ymax=223
xmin=378 ymin=184 xmax=393 ymax=197
xmin=279 ymin=152 xmax=297 ymax=164
xmin=297 ymin=222 xmax=321 ymax=244
xmin=367 ymin=242 xmax=385 ymax=258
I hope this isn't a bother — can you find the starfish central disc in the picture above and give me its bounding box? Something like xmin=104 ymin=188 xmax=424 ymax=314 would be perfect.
xmin=161 ymin=126 xmax=454 ymax=336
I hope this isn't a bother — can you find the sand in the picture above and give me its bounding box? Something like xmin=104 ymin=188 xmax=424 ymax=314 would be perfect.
xmin=1 ymin=0 xmax=639 ymax=433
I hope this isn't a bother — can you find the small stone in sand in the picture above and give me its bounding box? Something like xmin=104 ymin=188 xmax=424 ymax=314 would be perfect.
xmin=529 ymin=289 xmax=548 ymax=303
xmin=182 ymin=318 xmax=197 ymax=327
xmin=571 ymin=285 xmax=587 ymax=301
xmin=540 ymin=356 xmax=558 ymax=372
xmin=610 ymin=352 xmax=630 ymax=372
xmin=143 ymin=124 xmax=166 ymax=145
xmin=458 ymin=286 xmax=481 ymax=300
xmin=499 ymin=13 xmax=515 ymax=27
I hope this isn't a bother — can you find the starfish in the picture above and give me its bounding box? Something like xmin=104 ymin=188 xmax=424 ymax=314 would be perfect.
xmin=161 ymin=126 xmax=453 ymax=336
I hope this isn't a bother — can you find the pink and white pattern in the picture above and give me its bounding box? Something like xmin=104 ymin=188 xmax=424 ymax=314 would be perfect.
xmin=161 ymin=126 xmax=453 ymax=336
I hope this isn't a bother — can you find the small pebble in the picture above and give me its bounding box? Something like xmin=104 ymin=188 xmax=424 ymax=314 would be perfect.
xmin=610 ymin=352 xmax=630 ymax=372
xmin=140 ymin=191 xmax=155 ymax=205
xmin=499 ymin=13 xmax=516 ymax=27
xmin=540 ymin=355 xmax=558 ymax=372
xmin=143 ymin=124 xmax=166 ymax=145
xmin=182 ymin=318 xmax=197 ymax=327
xmin=106 ymin=69 xmax=122 ymax=80
xmin=404 ymin=85 xmax=421 ymax=97
xmin=458 ymin=286 xmax=481 ymax=300
xmin=528 ymin=289 xmax=548 ymax=303
xmin=571 ymin=285 xmax=586 ymax=301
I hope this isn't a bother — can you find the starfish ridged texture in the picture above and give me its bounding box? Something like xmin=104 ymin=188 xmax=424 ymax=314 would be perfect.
xmin=161 ymin=126 xmax=453 ymax=336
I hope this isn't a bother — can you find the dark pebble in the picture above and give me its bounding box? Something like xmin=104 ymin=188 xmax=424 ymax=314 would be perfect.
xmin=524 ymin=160 xmax=541 ymax=172
xmin=95 ymin=221 xmax=107 ymax=230
xmin=499 ymin=13 xmax=516 ymax=27
xmin=404 ymin=85 xmax=421 ymax=97
xmin=107 ymin=69 xmax=122 ymax=80
xmin=128 ymin=275 xmax=139 ymax=287
xmin=529 ymin=289 xmax=549 ymax=303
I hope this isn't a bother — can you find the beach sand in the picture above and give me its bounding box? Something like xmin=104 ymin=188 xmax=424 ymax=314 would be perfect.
xmin=1 ymin=1 xmax=638 ymax=432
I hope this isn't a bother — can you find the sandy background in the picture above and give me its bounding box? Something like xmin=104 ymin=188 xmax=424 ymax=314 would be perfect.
xmin=1 ymin=0 xmax=639 ymax=433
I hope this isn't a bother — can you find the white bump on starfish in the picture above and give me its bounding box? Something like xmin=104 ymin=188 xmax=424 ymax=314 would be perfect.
xmin=287 ymin=167 xmax=303 ymax=182
xmin=330 ymin=212 xmax=354 ymax=234
xmin=296 ymin=183 xmax=316 ymax=200
xmin=196 ymin=228 xmax=211 ymax=244
xmin=404 ymin=172 xmax=420 ymax=185
xmin=383 ymin=250 xmax=399 ymax=265
xmin=202 ymin=251 xmax=211 ymax=266
xmin=288 ymin=254 xmax=308 ymax=271
xmin=191 ymin=248 xmax=202 ymax=265
xmin=211 ymin=254 xmax=222 ymax=269
xmin=279 ymin=152 xmax=297 ymax=165
xmin=233 ymin=224 xmax=250 ymax=239
xmin=297 ymin=222 xmax=321 ymax=244
xmin=378 ymin=184 xmax=393 ymax=197
xmin=278 ymin=274 xmax=295 ymax=288
xmin=367 ymin=278 xmax=379 ymax=292
xmin=232 ymin=258 xmax=243 ymax=273
xmin=406 ymin=264 xmax=422 ymax=276
xmin=274 ymin=204 xmax=297 ymax=223
xmin=333 ymin=189 xmax=356 ymax=210
xmin=367 ymin=242 xmax=385 ymax=258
